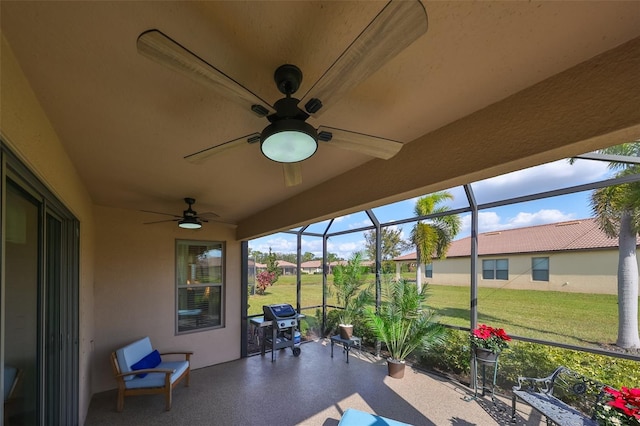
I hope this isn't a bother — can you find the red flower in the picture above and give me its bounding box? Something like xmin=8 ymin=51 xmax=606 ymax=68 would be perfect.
xmin=493 ymin=328 xmax=512 ymax=341
xmin=470 ymin=324 xmax=511 ymax=352
xmin=603 ymin=386 xmax=640 ymax=420
xmin=473 ymin=328 xmax=491 ymax=339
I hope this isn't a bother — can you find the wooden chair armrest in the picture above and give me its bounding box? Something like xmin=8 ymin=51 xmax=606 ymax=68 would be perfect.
xmin=117 ymin=368 xmax=174 ymax=379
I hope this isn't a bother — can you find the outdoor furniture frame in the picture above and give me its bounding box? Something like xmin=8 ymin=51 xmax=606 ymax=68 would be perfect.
xmin=330 ymin=335 xmax=362 ymax=364
xmin=110 ymin=337 xmax=192 ymax=412
xmin=4 ymin=366 xmax=22 ymax=425
xmin=511 ymin=366 xmax=606 ymax=425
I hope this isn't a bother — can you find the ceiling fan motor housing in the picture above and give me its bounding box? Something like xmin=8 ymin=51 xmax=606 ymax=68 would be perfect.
xmin=274 ymin=64 xmax=303 ymax=95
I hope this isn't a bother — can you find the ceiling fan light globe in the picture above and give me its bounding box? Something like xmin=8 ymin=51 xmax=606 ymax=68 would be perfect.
xmin=178 ymin=217 xmax=202 ymax=229
xmin=261 ymin=120 xmax=317 ymax=163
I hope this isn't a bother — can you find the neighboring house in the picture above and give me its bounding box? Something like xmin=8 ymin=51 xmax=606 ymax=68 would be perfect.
xmin=300 ymin=260 xmax=362 ymax=274
xmin=276 ymin=260 xmax=297 ymax=275
xmin=301 ymin=260 xmax=324 ymax=274
xmin=255 ymin=260 xmax=297 ymax=275
xmin=394 ymin=218 xmax=640 ymax=295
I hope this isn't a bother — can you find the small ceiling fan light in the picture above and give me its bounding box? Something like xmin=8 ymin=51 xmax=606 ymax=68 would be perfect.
xmin=178 ymin=216 xmax=202 ymax=229
xmin=261 ymin=119 xmax=318 ymax=163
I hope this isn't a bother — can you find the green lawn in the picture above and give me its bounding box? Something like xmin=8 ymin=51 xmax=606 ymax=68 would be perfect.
xmin=248 ymin=274 xmax=628 ymax=348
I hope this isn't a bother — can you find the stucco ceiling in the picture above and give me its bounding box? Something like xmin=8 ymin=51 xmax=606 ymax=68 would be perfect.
xmin=1 ymin=1 xmax=639 ymax=239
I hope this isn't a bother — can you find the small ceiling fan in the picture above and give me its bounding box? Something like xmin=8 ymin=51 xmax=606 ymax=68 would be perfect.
xmin=143 ymin=198 xmax=218 ymax=229
xmin=137 ymin=1 xmax=428 ymax=186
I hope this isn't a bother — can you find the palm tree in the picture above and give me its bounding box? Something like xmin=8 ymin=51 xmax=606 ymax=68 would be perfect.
xmin=410 ymin=192 xmax=461 ymax=292
xmin=584 ymin=142 xmax=640 ymax=348
xmin=331 ymin=251 xmax=372 ymax=335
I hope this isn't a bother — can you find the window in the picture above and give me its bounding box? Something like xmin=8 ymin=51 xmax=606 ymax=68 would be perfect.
xmin=482 ymin=259 xmax=508 ymax=280
xmin=176 ymin=240 xmax=224 ymax=333
xmin=532 ymin=257 xmax=549 ymax=281
xmin=425 ymin=263 xmax=433 ymax=278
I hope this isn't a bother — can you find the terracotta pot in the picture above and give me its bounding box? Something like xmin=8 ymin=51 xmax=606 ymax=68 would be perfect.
xmin=339 ymin=324 xmax=353 ymax=340
xmin=474 ymin=347 xmax=499 ymax=365
xmin=387 ymin=358 xmax=405 ymax=379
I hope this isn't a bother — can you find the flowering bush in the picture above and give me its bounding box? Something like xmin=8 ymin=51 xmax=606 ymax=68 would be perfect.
xmin=470 ymin=324 xmax=511 ymax=353
xmin=595 ymin=386 xmax=640 ymax=426
xmin=255 ymin=271 xmax=276 ymax=295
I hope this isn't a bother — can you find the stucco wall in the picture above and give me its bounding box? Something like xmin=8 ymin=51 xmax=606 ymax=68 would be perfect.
xmin=92 ymin=205 xmax=242 ymax=393
xmin=1 ymin=35 xmax=96 ymax=423
xmin=428 ymin=249 xmax=634 ymax=295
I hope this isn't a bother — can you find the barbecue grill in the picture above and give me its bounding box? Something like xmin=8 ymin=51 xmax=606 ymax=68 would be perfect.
xmin=262 ymin=304 xmax=301 ymax=360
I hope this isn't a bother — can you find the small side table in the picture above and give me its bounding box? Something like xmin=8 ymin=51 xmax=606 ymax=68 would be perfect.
xmin=330 ymin=335 xmax=361 ymax=364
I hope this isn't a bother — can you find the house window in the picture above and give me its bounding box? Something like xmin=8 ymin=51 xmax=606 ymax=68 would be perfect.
xmin=532 ymin=257 xmax=549 ymax=281
xmin=425 ymin=263 xmax=433 ymax=278
xmin=176 ymin=240 xmax=224 ymax=333
xmin=482 ymin=259 xmax=508 ymax=280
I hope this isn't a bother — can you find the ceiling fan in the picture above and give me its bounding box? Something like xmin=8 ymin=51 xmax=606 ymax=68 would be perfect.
xmin=137 ymin=1 xmax=428 ymax=186
xmin=143 ymin=198 xmax=220 ymax=229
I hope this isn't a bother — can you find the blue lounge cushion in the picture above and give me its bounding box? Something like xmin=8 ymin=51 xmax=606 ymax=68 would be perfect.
xmin=124 ymin=361 xmax=187 ymax=390
xmin=130 ymin=349 xmax=161 ymax=378
xmin=338 ymin=408 xmax=413 ymax=426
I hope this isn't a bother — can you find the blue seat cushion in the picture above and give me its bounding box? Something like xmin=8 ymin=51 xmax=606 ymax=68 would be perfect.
xmin=124 ymin=361 xmax=189 ymax=389
xmin=339 ymin=408 xmax=412 ymax=426
xmin=130 ymin=349 xmax=162 ymax=378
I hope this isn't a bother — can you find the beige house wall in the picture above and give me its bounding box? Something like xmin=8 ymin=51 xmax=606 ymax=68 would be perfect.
xmin=1 ymin=33 xmax=246 ymax=421
xmin=1 ymin=35 xmax=96 ymax=423
xmin=92 ymin=206 xmax=242 ymax=393
xmin=427 ymin=248 xmax=633 ymax=295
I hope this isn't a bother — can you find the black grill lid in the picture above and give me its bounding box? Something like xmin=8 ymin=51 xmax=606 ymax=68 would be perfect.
xmin=263 ymin=303 xmax=296 ymax=320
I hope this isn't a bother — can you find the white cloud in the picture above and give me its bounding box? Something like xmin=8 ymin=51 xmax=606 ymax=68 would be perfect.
xmin=348 ymin=219 xmax=373 ymax=229
xmin=459 ymin=209 xmax=576 ymax=237
xmin=471 ymin=159 xmax=610 ymax=203
xmin=509 ymin=210 xmax=576 ymax=228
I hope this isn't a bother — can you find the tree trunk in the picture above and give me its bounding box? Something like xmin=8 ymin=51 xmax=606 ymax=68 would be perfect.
xmin=616 ymin=211 xmax=640 ymax=348
xmin=415 ymin=248 xmax=422 ymax=293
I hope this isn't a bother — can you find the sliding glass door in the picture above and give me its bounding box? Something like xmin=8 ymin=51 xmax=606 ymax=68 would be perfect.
xmin=2 ymin=145 xmax=79 ymax=425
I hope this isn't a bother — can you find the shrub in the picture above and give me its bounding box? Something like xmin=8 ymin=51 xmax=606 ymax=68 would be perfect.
xmin=420 ymin=329 xmax=639 ymax=392
xmin=419 ymin=328 xmax=470 ymax=375
xmin=255 ymin=271 xmax=276 ymax=295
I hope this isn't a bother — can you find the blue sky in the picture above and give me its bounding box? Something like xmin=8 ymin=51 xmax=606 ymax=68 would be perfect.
xmin=249 ymin=157 xmax=613 ymax=259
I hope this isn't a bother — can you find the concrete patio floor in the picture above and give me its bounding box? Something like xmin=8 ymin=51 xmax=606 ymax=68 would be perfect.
xmin=86 ymin=339 xmax=545 ymax=426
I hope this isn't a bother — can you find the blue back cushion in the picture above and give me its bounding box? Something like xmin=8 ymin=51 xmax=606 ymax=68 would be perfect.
xmin=130 ymin=350 xmax=162 ymax=378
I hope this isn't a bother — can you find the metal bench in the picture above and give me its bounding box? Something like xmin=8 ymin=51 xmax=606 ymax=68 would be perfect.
xmin=511 ymin=366 xmax=605 ymax=425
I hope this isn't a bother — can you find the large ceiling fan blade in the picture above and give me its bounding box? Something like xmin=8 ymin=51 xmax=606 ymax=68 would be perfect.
xmin=140 ymin=209 xmax=181 ymax=218
xmin=143 ymin=218 xmax=179 ymax=225
xmin=199 ymin=211 xmax=220 ymax=219
xmin=283 ymin=163 xmax=303 ymax=187
xmin=300 ymin=1 xmax=428 ymax=117
xmin=184 ymin=133 xmax=261 ymax=164
xmin=137 ymin=30 xmax=274 ymax=116
xmin=318 ymin=126 xmax=403 ymax=160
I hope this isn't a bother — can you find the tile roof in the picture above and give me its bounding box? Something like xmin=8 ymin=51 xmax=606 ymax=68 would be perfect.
xmin=395 ymin=218 xmax=637 ymax=260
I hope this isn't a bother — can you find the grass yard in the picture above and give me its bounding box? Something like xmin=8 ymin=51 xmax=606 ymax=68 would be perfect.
xmin=248 ymin=274 xmax=629 ymax=349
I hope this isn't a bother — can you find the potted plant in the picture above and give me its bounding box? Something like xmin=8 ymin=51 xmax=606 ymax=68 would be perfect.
xmin=365 ymin=279 xmax=445 ymax=379
xmin=331 ymin=252 xmax=372 ymax=339
xmin=469 ymin=323 xmax=511 ymax=363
